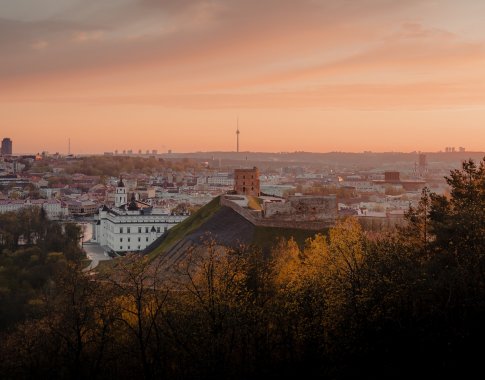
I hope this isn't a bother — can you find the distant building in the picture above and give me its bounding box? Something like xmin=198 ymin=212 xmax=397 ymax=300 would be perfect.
xmin=340 ymin=177 xmax=375 ymax=193
xmin=65 ymin=199 xmax=99 ymax=216
xmin=384 ymin=171 xmax=401 ymax=182
xmin=0 ymin=199 xmax=68 ymax=220
xmin=260 ymin=184 xmax=296 ymax=197
xmin=264 ymin=195 xmax=337 ymax=222
xmin=418 ymin=154 xmax=426 ymax=168
xmin=207 ymin=172 xmax=234 ymax=187
xmin=373 ymin=171 xmax=426 ymax=192
xmin=1 ymin=138 xmax=12 ymax=155
xmin=234 ymin=167 xmax=260 ymax=196
xmin=417 ymin=153 xmax=428 ymax=177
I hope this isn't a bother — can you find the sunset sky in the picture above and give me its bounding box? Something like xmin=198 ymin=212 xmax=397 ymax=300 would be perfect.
xmin=1 ymin=0 xmax=485 ymax=154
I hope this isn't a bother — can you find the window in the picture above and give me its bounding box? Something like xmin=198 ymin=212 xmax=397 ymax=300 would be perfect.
xmin=128 ymin=246 xmax=130 ymax=250
xmin=120 ymin=246 xmax=122 ymax=250
xmin=127 ymin=227 xmax=131 ymax=233
xmin=138 ymin=227 xmax=142 ymax=233
xmin=138 ymin=237 xmax=141 ymax=242
xmin=120 ymin=238 xmax=123 ymax=242
xmin=146 ymin=237 xmax=149 ymax=242
xmin=157 ymin=227 xmax=161 ymax=233
xmin=145 ymin=227 xmax=149 ymax=233
xmin=138 ymin=246 xmax=140 ymax=250
xmin=120 ymin=227 xmax=124 ymax=233
xmin=164 ymin=226 xmax=168 ymax=232
xmin=128 ymin=237 xmax=131 ymax=242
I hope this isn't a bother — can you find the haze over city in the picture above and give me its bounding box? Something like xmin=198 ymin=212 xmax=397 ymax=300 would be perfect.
xmin=2 ymin=0 xmax=485 ymax=154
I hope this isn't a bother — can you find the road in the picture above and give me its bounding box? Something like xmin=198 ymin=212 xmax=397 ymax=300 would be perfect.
xmin=79 ymin=222 xmax=93 ymax=242
xmin=83 ymin=242 xmax=112 ymax=272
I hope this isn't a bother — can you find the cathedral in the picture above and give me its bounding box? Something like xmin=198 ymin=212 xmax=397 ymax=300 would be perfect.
xmin=93 ymin=177 xmax=188 ymax=254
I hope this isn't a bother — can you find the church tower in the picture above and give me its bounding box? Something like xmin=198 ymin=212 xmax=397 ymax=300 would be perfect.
xmin=115 ymin=176 xmax=127 ymax=207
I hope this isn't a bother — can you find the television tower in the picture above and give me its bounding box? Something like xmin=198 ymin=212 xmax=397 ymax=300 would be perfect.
xmin=236 ymin=117 xmax=240 ymax=153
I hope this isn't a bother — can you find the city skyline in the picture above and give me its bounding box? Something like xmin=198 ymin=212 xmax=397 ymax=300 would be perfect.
xmin=2 ymin=0 xmax=485 ymax=154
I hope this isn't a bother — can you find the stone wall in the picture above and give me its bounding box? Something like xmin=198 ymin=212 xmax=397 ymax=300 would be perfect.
xmin=264 ymin=195 xmax=337 ymax=222
xmin=220 ymin=196 xmax=335 ymax=230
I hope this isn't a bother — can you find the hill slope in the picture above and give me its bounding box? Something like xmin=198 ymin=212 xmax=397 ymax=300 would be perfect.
xmin=146 ymin=196 xmax=328 ymax=264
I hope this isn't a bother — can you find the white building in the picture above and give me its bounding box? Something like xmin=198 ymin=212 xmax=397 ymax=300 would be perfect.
xmin=260 ymin=184 xmax=296 ymax=197
xmin=0 ymin=199 xmax=68 ymax=220
xmin=207 ymin=172 xmax=234 ymax=187
xmin=341 ymin=177 xmax=376 ymax=193
xmin=93 ymin=178 xmax=188 ymax=254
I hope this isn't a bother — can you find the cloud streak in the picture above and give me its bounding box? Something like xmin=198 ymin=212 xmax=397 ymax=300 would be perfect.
xmin=1 ymin=0 xmax=485 ymax=153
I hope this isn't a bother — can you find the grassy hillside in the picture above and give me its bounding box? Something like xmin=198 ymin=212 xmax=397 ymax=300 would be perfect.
xmin=147 ymin=196 xmax=222 ymax=259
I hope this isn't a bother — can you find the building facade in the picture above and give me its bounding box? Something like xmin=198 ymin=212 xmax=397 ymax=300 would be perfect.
xmin=234 ymin=167 xmax=260 ymax=196
xmin=0 ymin=199 xmax=68 ymax=219
xmin=65 ymin=200 xmax=99 ymax=216
xmin=207 ymin=172 xmax=234 ymax=187
xmin=93 ymin=178 xmax=188 ymax=254
xmin=264 ymin=195 xmax=337 ymax=222
xmin=1 ymin=138 xmax=12 ymax=156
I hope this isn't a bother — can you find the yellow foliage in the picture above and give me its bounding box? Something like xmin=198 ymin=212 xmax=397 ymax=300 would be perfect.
xmin=327 ymin=217 xmax=364 ymax=278
xmin=303 ymin=233 xmax=329 ymax=271
xmin=247 ymin=196 xmax=263 ymax=211
xmin=273 ymin=238 xmax=300 ymax=285
xmin=114 ymin=294 xmax=159 ymax=328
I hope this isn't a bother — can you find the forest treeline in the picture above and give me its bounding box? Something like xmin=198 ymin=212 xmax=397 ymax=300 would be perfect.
xmin=0 ymin=208 xmax=84 ymax=330
xmin=63 ymin=156 xmax=202 ymax=176
xmin=0 ymin=158 xmax=484 ymax=379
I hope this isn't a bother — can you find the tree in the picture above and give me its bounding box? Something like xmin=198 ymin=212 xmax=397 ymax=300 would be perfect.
xmin=403 ymin=187 xmax=432 ymax=256
xmin=171 ymin=237 xmax=249 ymax=378
xmin=107 ymin=253 xmax=168 ymax=380
xmin=429 ymin=158 xmax=485 ymax=258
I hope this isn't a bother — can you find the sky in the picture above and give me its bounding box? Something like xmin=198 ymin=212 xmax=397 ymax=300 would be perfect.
xmin=1 ymin=0 xmax=485 ymax=154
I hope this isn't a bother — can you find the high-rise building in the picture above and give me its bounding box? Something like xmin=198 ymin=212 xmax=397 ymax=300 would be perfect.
xmin=417 ymin=153 xmax=428 ymax=177
xmin=1 ymin=138 xmax=12 ymax=155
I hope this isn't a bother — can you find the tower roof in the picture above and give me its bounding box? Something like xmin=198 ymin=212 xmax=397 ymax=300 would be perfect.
xmin=117 ymin=176 xmax=124 ymax=187
xmin=127 ymin=193 xmax=139 ymax=211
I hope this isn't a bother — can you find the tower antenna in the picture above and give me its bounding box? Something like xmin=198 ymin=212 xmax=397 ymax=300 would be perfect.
xmin=236 ymin=117 xmax=240 ymax=153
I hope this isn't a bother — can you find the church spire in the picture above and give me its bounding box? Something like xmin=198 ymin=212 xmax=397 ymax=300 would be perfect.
xmin=115 ymin=175 xmax=127 ymax=207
